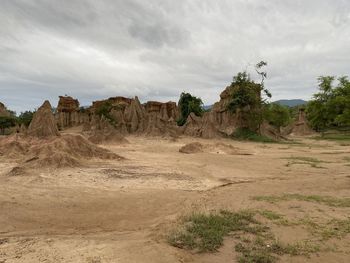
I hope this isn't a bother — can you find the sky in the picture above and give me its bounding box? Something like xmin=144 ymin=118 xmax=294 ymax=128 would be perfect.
xmin=0 ymin=0 xmax=349 ymax=113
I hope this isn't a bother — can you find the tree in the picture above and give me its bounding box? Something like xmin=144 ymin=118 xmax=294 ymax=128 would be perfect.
xmin=0 ymin=116 xmax=16 ymax=135
xmin=263 ymin=103 xmax=291 ymax=132
xmin=17 ymin=111 xmax=35 ymax=127
xmin=227 ymin=69 xmax=270 ymax=132
xmin=307 ymin=75 xmax=350 ymax=131
xmin=177 ymin=92 xmax=203 ymax=126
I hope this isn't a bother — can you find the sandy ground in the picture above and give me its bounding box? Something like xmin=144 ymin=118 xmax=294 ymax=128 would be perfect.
xmin=1 ymin=133 xmax=350 ymax=262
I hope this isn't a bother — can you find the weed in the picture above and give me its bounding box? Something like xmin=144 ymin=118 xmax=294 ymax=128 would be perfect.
xmin=259 ymin=210 xmax=283 ymax=220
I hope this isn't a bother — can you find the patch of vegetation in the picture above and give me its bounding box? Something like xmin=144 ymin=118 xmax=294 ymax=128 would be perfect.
xmin=253 ymin=194 xmax=350 ymax=208
xmin=177 ymin=92 xmax=203 ymax=126
xmin=168 ymin=210 xmax=266 ymax=252
xmin=258 ymin=210 xmax=284 ymax=221
xmin=0 ymin=116 xmax=17 ymax=135
xmin=300 ymin=217 xmax=350 ymax=240
xmin=236 ymin=238 xmax=320 ymax=262
xmin=95 ymin=102 xmax=117 ymax=127
xmin=232 ymin=128 xmax=277 ymax=143
xmin=306 ymin=76 xmax=350 ymax=131
xmin=169 ymin=210 xmax=325 ymax=262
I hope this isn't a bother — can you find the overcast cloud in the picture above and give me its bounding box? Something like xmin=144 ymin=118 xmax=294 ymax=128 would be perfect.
xmin=0 ymin=0 xmax=349 ymax=113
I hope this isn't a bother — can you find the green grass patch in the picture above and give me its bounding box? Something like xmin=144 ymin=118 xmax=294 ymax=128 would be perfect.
xmin=300 ymin=218 xmax=350 ymax=240
xmin=169 ymin=210 xmax=326 ymax=262
xmin=259 ymin=210 xmax=284 ymax=221
xmin=253 ymin=194 xmax=350 ymax=208
xmin=168 ymin=210 xmax=266 ymax=252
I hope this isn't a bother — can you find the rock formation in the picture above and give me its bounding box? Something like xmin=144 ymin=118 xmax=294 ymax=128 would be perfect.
xmin=0 ymin=102 xmax=10 ymax=117
xmin=27 ymin=100 xmax=60 ymax=138
xmin=56 ymin=96 xmax=89 ymax=129
xmin=283 ymin=108 xmax=314 ymax=136
xmin=88 ymin=96 xmax=179 ymax=136
xmin=182 ymin=86 xmax=240 ymax=138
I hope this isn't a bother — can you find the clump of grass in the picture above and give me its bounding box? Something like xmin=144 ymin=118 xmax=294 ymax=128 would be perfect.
xmin=252 ymin=194 xmax=350 ymax=208
xmin=231 ymin=128 xmax=277 ymax=143
xmin=259 ymin=210 xmax=283 ymax=220
xmin=169 ymin=210 xmax=330 ymax=262
xmin=235 ymin=237 xmax=320 ymax=262
xmin=168 ymin=210 xmax=266 ymax=252
xmin=300 ymin=217 xmax=350 ymax=240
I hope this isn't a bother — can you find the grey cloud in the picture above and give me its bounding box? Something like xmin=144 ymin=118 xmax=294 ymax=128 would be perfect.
xmin=0 ymin=0 xmax=349 ymax=113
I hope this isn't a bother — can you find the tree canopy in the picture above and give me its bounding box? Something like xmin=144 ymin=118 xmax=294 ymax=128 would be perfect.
xmin=307 ymin=76 xmax=350 ymax=131
xmin=177 ymin=92 xmax=203 ymax=126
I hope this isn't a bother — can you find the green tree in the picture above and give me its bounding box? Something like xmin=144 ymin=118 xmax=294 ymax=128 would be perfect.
xmin=307 ymin=75 xmax=350 ymax=131
xmin=263 ymin=103 xmax=291 ymax=132
xmin=17 ymin=111 xmax=35 ymax=127
xmin=227 ymin=69 xmax=270 ymax=132
xmin=177 ymin=92 xmax=203 ymax=126
xmin=0 ymin=116 xmax=16 ymax=135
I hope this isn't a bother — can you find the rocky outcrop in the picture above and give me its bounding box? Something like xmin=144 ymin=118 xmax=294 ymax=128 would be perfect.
xmin=0 ymin=102 xmax=10 ymax=117
xmin=27 ymin=101 xmax=60 ymax=138
xmin=283 ymin=109 xmax=314 ymax=136
xmin=56 ymin=96 xmax=88 ymax=129
xmin=88 ymin=96 xmax=179 ymax=136
xmin=182 ymin=86 xmax=240 ymax=138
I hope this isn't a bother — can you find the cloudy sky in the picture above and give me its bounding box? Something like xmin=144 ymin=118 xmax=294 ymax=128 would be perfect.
xmin=1 ymin=0 xmax=349 ymax=113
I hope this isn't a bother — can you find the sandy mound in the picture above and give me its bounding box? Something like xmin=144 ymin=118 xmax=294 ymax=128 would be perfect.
xmin=24 ymin=134 xmax=123 ymax=168
xmin=28 ymin=100 xmax=60 ymax=138
xmin=0 ymin=134 xmax=31 ymax=159
xmin=2 ymin=134 xmax=124 ymax=175
xmin=179 ymin=142 xmax=204 ymax=154
xmin=88 ymin=129 xmax=129 ymax=145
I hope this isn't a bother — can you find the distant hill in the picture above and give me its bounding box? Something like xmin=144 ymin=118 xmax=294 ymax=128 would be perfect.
xmin=203 ymin=105 xmax=213 ymax=111
xmin=273 ymin=99 xmax=307 ymax=107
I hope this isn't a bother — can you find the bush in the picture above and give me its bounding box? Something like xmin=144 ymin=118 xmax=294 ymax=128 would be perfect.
xmin=177 ymin=92 xmax=203 ymax=126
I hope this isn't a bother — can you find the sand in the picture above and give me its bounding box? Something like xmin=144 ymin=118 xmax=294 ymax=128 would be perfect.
xmin=0 ymin=132 xmax=350 ymax=262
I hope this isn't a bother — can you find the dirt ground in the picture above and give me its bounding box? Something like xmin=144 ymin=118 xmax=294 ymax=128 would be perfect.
xmin=1 ymin=132 xmax=350 ymax=262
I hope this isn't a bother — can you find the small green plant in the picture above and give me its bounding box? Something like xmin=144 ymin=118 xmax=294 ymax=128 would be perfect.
xmin=258 ymin=210 xmax=283 ymax=221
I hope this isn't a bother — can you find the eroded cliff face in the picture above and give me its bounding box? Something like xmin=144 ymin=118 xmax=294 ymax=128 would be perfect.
xmin=282 ymin=109 xmax=314 ymax=136
xmin=182 ymin=86 xmax=240 ymax=138
xmin=88 ymin=96 xmax=179 ymax=136
xmin=56 ymin=96 xmax=89 ymax=129
xmin=0 ymin=102 xmax=10 ymax=117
